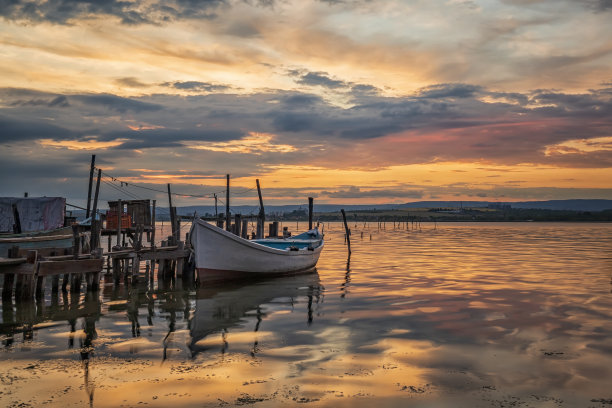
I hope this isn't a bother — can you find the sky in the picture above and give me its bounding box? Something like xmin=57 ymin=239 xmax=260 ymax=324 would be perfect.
xmin=1 ymin=0 xmax=611 ymax=208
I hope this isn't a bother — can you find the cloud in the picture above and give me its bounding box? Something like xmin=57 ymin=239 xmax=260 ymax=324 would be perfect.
xmin=417 ymin=84 xmax=483 ymax=99
xmin=103 ymin=128 xmax=247 ymax=149
xmin=162 ymin=81 xmax=233 ymax=93
xmin=322 ymin=186 xmax=424 ymax=199
xmin=71 ymin=94 xmax=164 ymax=113
xmin=295 ymin=71 xmax=349 ymax=89
xmin=115 ymin=77 xmax=149 ymax=88
xmin=0 ymin=0 xmax=227 ymax=25
xmin=0 ymin=115 xmax=77 ymax=142
xmin=9 ymin=95 xmax=70 ymax=108
xmin=2 ymin=84 xmax=612 ymax=170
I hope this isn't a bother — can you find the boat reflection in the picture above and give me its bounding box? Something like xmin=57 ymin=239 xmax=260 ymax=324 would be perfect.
xmin=189 ymin=271 xmax=322 ymax=357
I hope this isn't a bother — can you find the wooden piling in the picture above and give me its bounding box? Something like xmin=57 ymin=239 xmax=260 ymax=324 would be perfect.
xmin=86 ymin=154 xmax=96 ymax=218
xmin=151 ymin=200 xmax=156 ymax=249
xmin=341 ymin=209 xmax=352 ymax=255
xmin=2 ymin=246 xmax=19 ymax=301
xmin=12 ymin=204 xmax=22 ymax=234
xmin=226 ymin=174 xmax=231 ymax=232
xmin=16 ymin=250 xmax=37 ymax=301
xmin=90 ymin=168 xmax=101 ymax=250
xmin=241 ymin=218 xmax=249 ymax=239
xmin=116 ymin=199 xmax=122 ymax=248
xmin=168 ymin=184 xmax=178 ymax=242
xmin=234 ymin=214 xmax=242 ymax=237
xmin=175 ymin=241 xmax=185 ymax=277
xmin=256 ymin=179 xmax=265 ymax=238
xmin=308 ymin=197 xmax=313 ymax=230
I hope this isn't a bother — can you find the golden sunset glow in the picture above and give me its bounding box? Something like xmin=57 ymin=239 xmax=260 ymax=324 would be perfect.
xmin=190 ymin=132 xmax=297 ymax=154
xmin=0 ymin=0 xmax=611 ymax=205
xmin=39 ymin=139 xmax=127 ymax=150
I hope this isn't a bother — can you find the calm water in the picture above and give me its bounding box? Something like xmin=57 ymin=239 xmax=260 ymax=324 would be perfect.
xmin=1 ymin=222 xmax=611 ymax=407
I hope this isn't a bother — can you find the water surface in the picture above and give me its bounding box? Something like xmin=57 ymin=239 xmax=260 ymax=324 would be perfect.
xmin=1 ymin=222 xmax=611 ymax=407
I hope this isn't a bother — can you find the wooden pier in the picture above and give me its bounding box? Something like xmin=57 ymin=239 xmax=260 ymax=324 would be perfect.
xmin=1 ymin=195 xmax=193 ymax=302
xmin=1 ymin=246 xmax=103 ymax=301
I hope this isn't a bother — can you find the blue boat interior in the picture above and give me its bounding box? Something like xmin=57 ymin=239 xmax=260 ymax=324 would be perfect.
xmin=253 ymin=229 xmax=323 ymax=251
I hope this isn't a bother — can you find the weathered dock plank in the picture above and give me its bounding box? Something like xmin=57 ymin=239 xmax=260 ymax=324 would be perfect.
xmin=38 ymin=259 xmax=103 ymax=276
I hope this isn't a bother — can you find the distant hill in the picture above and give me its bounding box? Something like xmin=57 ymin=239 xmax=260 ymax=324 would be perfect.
xmin=507 ymin=200 xmax=612 ymax=212
xmin=174 ymin=199 xmax=612 ymax=217
xmin=69 ymin=199 xmax=612 ymax=221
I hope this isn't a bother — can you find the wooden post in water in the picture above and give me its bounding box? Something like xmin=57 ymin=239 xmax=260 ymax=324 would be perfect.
xmin=256 ymin=179 xmax=265 ymax=239
xmin=151 ymin=200 xmax=156 ymax=249
xmin=86 ymin=154 xmax=95 ymax=218
xmin=341 ymin=209 xmax=352 ymax=255
xmin=11 ymin=204 xmax=22 ymax=234
xmin=2 ymin=246 xmax=19 ymax=301
xmin=90 ymin=169 xmax=101 ymax=250
xmin=241 ymin=218 xmax=249 ymax=239
xmin=308 ymin=197 xmax=314 ymax=230
xmin=167 ymin=184 xmax=178 ymax=243
xmin=116 ymin=199 xmax=122 ymax=248
xmin=224 ymin=174 xmax=230 ymax=231
xmin=234 ymin=214 xmax=242 ymax=237
xmin=149 ymin=200 xmax=156 ymax=285
xmin=17 ymin=250 xmax=37 ymax=301
xmin=70 ymin=225 xmax=83 ymax=293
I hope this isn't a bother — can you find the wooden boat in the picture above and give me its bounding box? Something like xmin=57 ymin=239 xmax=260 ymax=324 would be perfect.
xmin=0 ymin=226 xmax=74 ymax=257
xmin=189 ymin=218 xmax=324 ymax=282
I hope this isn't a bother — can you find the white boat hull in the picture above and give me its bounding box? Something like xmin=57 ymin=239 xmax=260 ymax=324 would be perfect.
xmin=189 ymin=219 xmax=323 ymax=282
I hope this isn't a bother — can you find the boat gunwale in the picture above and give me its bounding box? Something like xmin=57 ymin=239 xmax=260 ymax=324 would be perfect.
xmin=0 ymin=234 xmax=74 ymax=243
xmin=190 ymin=218 xmax=324 ymax=257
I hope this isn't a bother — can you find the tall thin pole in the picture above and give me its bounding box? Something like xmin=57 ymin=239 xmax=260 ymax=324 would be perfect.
xmin=86 ymin=154 xmax=96 ymax=218
xmin=256 ymin=179 xmax=265 ymax=218
xmin=214 ymin=193 xmax=218 ymax=217
xmin=151 ymin=200 xmax=156 ymax=250
xmin=167 ymin=183 xmax=176 ymax=241
xmin=256 ymin=179 xmax=265 ymax=238
xmin=341 ymin=209 xmax=351 ymax=255
xmin=308 ymin=197 xmax=313 ymax=230
xmin=116 ymin=199 xmax=122 ymax=247
xmin=225 ymin=174 xmax=231 ymax=231
xmin=90 ymin=169 xmax=101 ymax=250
